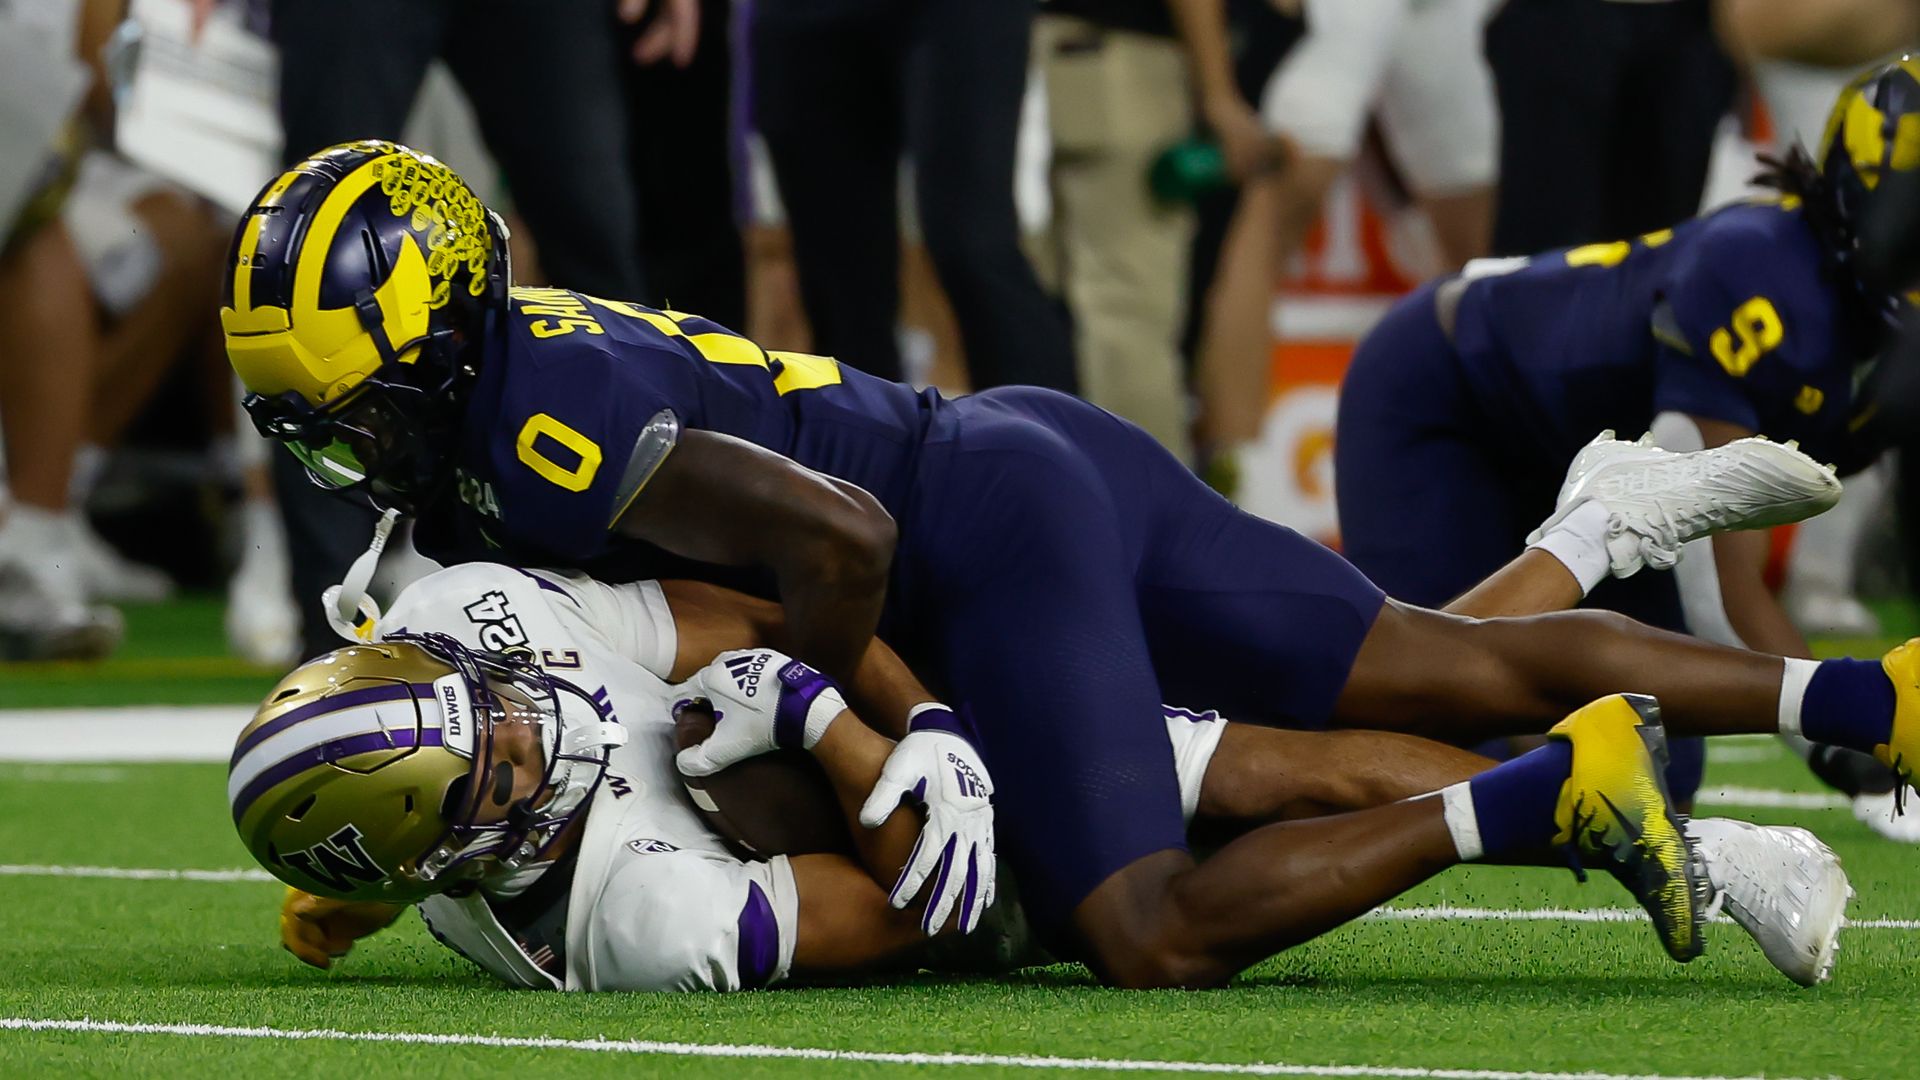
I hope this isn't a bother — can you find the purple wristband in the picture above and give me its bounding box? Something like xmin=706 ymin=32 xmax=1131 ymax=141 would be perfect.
xmin=773 ymin=659 xmax=837 ymax=749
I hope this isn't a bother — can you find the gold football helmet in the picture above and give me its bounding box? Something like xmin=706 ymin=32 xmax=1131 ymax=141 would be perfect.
xmin=229 ymin=633 xmax=625 ymax=903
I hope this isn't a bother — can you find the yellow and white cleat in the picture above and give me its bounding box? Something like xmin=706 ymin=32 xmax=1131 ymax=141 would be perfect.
xmin=1550 ymin=693 xmax=1709 ymax=963
xmin=1876 ymin=639 xmax=1920 ymax=791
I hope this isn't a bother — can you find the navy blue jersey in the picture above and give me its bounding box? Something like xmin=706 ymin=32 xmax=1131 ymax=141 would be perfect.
xmin=434 ymin=288 xmax=943 ymax=564
xmin=1448 ymin=199 xmax=1876 ymax=469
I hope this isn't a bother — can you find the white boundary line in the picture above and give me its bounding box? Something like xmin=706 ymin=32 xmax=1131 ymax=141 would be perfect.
xmin=0 ymin=1017 xmax=1833 ymax=1080
xmin=4 ymin=864 xmax=1915 ymax=930
xmin=0 ymin=707 xmax=251 ymax=763
xmin=1696 ymin=787 xmax=1849 ymax=811
xmin=0 ymin=864 xmax=276 ymax=883
xmin=1373 ymin=905 xmax=1920 ymax=931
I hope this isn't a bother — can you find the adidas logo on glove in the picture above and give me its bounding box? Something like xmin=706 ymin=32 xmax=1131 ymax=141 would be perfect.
xmin=724 ymin=652 xmax=772 ymax=697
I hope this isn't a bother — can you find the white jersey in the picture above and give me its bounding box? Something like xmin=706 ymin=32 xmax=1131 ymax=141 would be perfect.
xmin=378 ymin=563 xmax=800 ymax=993
xmin=374 ymin=562 xmax=1229 ymax=991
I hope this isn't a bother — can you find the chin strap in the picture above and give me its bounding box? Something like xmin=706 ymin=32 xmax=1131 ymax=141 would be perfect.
xmin=323 ymin=507 xmax=402 ymax=642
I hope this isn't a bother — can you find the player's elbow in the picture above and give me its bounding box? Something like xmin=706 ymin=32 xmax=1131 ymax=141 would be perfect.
xmin=802 ymin=483 xmax=897 ymax=589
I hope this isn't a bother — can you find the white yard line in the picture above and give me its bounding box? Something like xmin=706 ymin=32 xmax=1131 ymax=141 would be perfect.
xmin=0 ymin=707 xmax=250 ymax=762
xmin=0 ymin=764 xmax=131 ymax=782
xmin=0 ymin=1017 xmax=1835 ymax=1080
xmin=1372 ymin=905 xmax=1920 ymax=931
xmin=1702 ymin=746 xmax=1781 ymax=764
xmin=0 ymin=864 xmax=275 ymax=883
xmin=4 ymin=863 xmax=1916 ymax=930
xmin=1695 ymin=786 xmax=1850 ymax=810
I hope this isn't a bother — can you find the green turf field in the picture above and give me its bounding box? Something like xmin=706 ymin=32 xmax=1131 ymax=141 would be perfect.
xmin=3 ymin=598 xmax=1919 ymax=1078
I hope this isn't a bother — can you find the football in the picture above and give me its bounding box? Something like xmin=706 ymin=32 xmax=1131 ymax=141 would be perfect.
xmin=670 ymin=700 xmax=855 ymax=859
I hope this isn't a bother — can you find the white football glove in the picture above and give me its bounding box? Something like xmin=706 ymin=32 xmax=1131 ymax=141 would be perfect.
xmin=859 ymin=705 xmax=996 ymax=935
xmin=674 ymin=649 xmax=848 ymax=778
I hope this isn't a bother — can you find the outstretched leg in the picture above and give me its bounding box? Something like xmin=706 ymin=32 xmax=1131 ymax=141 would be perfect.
xmin=1116 ymin=410 xmax=1902 ymax=768
xmin=1336 ymin=600 xmax=1783 ymax=740
xmin=1076 ymin=696 xmax=1702 ymax=985
xmin=1334 ymin=600 xmax=1903 ymax=774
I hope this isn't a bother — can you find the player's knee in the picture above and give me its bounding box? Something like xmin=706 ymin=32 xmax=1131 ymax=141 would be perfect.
xmin=1074 ymin=856 xmax=1228 ymax=990
xmin=1095 ymin=935 xmax=1222 ymax=991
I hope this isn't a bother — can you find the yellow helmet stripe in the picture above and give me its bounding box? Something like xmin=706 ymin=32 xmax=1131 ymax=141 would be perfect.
xmin=231 ymin=213 xmax=267 ymax=315
xmin=230 ymin=166 xmax=305 ymax=318
xmin=291 ymin=153 xmax=403 ymax=328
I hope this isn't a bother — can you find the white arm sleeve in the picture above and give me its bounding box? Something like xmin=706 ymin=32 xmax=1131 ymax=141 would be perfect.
xmin=1649 ymin=411 xmax=1749 ymax=649
xmin=582 ymin=851 xmax=799 ymax=993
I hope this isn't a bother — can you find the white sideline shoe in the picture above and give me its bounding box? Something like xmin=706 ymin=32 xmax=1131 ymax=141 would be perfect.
xmin=1851 ymin=790 xmax=1920 ymax=843
xmin=0 ymin=505 xmax=123 ymax=660
xmin=1690 ymin=817 xmax=1850 ymax=986
xmin=225 ymin=501 xmax=301 ymax=668
xmin=1528 ymin=430 xmax=1843 ymax=578
xmin=1783 ymin=583 xmax=1883 ymax=638
xmin=65 ymin=513 xmax=175 ymax=603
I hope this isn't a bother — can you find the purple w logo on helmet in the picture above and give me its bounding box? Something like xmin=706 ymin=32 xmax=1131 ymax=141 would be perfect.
xmin=280 ymin=824 xmax=386 ymax=893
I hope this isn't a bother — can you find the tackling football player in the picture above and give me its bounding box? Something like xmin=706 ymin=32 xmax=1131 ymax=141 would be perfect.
xmin=222 ymin=135 xmax=1910 ymax=989
xmin=239 ymin=559 xmax=1848 ymax=991
xmin=1336 ymin=60 xmax=1920 ymax=815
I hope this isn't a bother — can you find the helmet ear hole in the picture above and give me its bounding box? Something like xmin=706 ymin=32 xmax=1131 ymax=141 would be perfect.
xmin=441 ymin=775 xmax=470 ymax=820
xmin=286 ymin=794 xmax=317 ymax=822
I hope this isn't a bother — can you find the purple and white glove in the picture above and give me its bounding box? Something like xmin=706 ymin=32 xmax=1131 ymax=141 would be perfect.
xmin=859 ymin=704 xmax=996 ymax=935
xmin=674 ymin=649 xmax=847 ymax=777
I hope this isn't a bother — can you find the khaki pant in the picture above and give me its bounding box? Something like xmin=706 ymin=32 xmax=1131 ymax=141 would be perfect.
xmin=1039 ymin=15 xmax=1195 ymax=462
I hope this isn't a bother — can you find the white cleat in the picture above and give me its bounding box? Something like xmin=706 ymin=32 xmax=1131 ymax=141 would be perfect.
xmin=1690 ymin=817 xmax=1851 ymax=986
xmin=65 ymin=513 xmax=175 ymax=603
xmin=1783 ymin=584 xmax=1883 ymax=639
xmin=0 ymin=505 xmax=123 ymax=660
xmin=1851 ymin=790 xmax=1920 ymax=843
xmin=225 ymin=500 xmax=301 ymax=668
xmin=1528 ymin=430 xmax=1843 ymax=578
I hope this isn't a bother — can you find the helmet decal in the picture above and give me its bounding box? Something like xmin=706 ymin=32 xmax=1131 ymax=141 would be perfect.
xmin=281 ymin=824 xmax=387 ymax=893
xmin=377 ymin=152 xmax=495 ymax=306
xmin=1830 ymin=88 xmax=1920 ymax=192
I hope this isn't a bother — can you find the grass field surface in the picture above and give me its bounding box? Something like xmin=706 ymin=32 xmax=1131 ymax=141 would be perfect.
xmin=3 ymin=598 xmax=1918 ymax=1077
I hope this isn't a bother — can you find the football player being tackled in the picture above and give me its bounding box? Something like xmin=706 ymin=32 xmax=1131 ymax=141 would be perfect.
xmin=239 ymin=539 xmax=1849 ymax=993
xmin=225 ymin=139 xmax=1912 ymax=990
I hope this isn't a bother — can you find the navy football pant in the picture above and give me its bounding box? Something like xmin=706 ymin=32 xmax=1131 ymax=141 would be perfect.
xmin=1334 ymin=284 xmax=1705 ymax=800
xmin=900 ymin=388 xmax=1385 ymax=934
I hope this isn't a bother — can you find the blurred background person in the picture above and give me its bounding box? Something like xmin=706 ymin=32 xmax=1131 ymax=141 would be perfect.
xmin=1194 ymin=0 xmax=1497 ymax=481
xmin=0 ymin=0 xmax=216 ymax=659
xmin=1036 ymin=0 xmax=1269 ymax=463
xmin=625 ymin=0 xmax=745 ymax=329
xmin=1487 ymin=0 xmax=1735 ymax=254
xmin=750 ymin=0 xmax=1075 ymax=391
